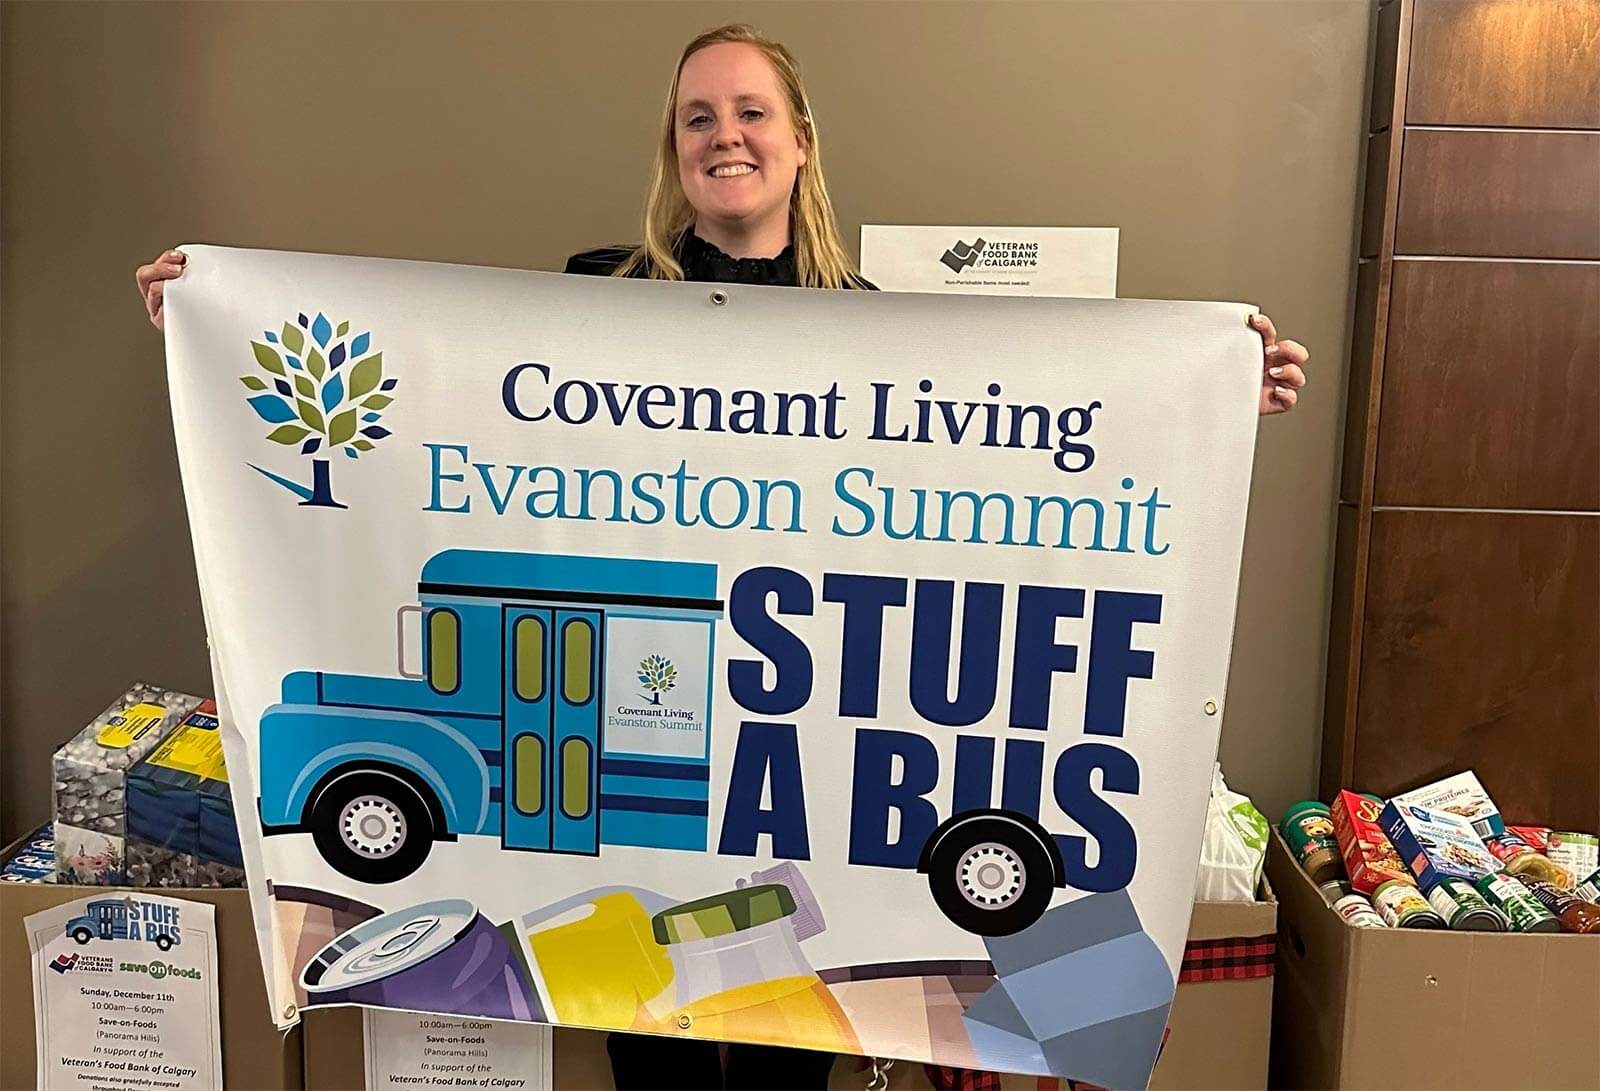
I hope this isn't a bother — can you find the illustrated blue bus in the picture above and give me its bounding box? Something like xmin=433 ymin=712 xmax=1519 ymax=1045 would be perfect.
xmin=258 ymin=549 xmax=1070 ymax=936
xmin=258 ymin=550 xmax=722 ymax=883
xmin=65 ymin=898 xmax=178 ymax=950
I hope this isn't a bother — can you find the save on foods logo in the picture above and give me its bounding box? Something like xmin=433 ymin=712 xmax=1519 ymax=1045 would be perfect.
xmin=241 ymin=311 xmax=398 ymax=508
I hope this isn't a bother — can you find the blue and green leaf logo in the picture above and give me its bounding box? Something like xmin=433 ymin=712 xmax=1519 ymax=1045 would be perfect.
xmin=241 ymin=311 xmax=397 ymax=508
xmin=638 ymin=654 xmax=678 ymax=705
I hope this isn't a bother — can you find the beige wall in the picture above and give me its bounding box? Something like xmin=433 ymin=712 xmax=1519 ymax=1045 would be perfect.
xmin=0 ymin=0 xmax=1371 ymax=838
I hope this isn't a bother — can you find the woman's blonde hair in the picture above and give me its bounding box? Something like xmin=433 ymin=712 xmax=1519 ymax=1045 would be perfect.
xmin=615 ymin=24 xmax=866 ymax=288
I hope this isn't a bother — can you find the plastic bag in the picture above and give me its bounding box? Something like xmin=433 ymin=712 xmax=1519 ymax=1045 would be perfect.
xmin=1194 ymin=764 xmax=1269 ymax=902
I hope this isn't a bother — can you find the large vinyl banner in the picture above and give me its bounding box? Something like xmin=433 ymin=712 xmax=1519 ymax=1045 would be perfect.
xmin=165 ymin=245 xmax=1260 ymax=1089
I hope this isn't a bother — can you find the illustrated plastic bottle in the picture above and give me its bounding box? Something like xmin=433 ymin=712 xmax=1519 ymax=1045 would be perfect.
xmin=649 ymin=883 xmax=861 ymax=1054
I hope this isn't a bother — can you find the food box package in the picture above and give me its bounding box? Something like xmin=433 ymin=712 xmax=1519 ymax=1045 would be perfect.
xmin=125 ymin=699 xmax=246 ymax=887
xmin=1330 ymin=790 xmax=1412 ymax=895
xmin=1392 ymin=771 xmax=1504 ymax=840
xmin=1 ymin=825 xmax=59 ymax=884
xmin=52 ymin=682 xmax=206 ymax=883
xmin=1380 ymin=800 xmax=1502 ymax=889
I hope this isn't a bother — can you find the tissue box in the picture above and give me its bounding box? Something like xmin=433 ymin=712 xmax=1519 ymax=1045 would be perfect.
xmin=52 ymin=682 xmax=205 ymax=884
xmin=126 ymin=699 xmax=245 ymax=887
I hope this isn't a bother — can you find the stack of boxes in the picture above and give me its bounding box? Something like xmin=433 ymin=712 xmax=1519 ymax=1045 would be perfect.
xmin=126 ymin=699 xmax=247 ymax=887
xmin=51 ymin=683 xmax=205 ymax=884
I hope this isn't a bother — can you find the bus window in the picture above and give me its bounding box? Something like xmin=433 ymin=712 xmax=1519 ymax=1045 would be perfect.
xmin=561 ymin=737 xmax=592 ymax=819
xmin=514 ymin=735 xmax=544 ymax=815
xmin=515 ymin=616 xmax=545 ymax=702
xmin=561 ymin=619 xmax=593 ymax=705
xmin=428 ymin=609 xmax=461 ymax=694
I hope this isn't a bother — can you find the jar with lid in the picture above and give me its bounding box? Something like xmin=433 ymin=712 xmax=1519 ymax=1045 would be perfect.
xmin=649 ymin=883 xmax=861 ymax=1053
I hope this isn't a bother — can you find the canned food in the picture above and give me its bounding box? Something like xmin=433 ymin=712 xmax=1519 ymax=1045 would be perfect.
xmin=1473 ymin=873 xmax=1561 ymax=934
xmin=1576 ymin=867 xmax=1600 ymax=904
xmin=1319 ymin=879 xmax=1352 ymax=907
xmin=1281 ymin=801 xmax=1343 ymax=885
xmin=1546 ymin=832 xmax=1599 ymax=885
xmin=1373 ymin=879 xmax=1445 ymax=929
xmin=1333 ymin=893 xmax=1387 ymax=929
xmin=1425 ymin=877 xmax=1507 ymax=932
xmin=1486 ymin=834 xmax=1574 ymax=889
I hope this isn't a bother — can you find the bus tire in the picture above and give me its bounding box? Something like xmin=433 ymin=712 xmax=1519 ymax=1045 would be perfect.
xmin=71 ymin=927 xmax=93 ymax=945
xmin=154 ymin=934 xmax=173 ymax=952
xmin=309 ymin=770 xmax=435 ymax=884
xmin=926 ymin=814 xmax=1055 ymax=937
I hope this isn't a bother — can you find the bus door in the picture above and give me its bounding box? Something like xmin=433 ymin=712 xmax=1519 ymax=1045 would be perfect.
xmin=503 ymin=608 xmax=553 ymax=850
xmin=551 ymin=610 xmax=601 ymax=854
xmin=503 ymin=607 xmax=602 ymax=854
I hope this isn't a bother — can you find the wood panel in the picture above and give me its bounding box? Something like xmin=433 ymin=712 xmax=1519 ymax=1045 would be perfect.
xmin=1360 ymin=129 xmax=1392 ymax=259
xmin=1340 ymin=260 xmax=1381 ymax=504
xmin=1408 ymin=0 xmax=1600 ymax=128
xmin=1353 ymin=511 xmax=1600 ymax=830
xmin=1396 ymin=129 xmax=1600 ymax=258
xmin=1369 ymin=0 xmax=1402 ymax=133
xmin=1374 ymin=260 xmax=1600 ymax=509
xmin=1318 ymin=503 xmax=1362 ymax=800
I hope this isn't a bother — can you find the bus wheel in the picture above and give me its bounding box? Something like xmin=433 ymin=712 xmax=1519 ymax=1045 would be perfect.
xmin=154 ymin=934 xmax=173 ymax=952
xmin=71 ymin=927 xmax=93 ymax=945
xmin=927 ymin=815 xmax=1055 ymax=937
xmin=310 ymin=771 xmax=434 ymax=884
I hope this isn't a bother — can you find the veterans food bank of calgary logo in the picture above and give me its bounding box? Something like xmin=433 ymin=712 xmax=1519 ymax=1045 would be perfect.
xmin=241 ymin=311 xmax=398 ymax=508
xmin=940 ymin=238 xmax=986 ymax=273
xmin=939 ymin=237 xmax=1041 ymax=275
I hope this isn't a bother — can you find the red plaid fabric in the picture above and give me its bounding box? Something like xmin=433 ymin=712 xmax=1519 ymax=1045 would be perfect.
xmin=923 ymin=1065 xmax=1006 ymax=1091
xmin=1178 ymin=933 xmax=1276 ymax=983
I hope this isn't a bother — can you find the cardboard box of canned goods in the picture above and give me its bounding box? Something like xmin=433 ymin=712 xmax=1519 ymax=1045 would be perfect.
xmin=1268 ymin=829 xmax=1600 ymax=1090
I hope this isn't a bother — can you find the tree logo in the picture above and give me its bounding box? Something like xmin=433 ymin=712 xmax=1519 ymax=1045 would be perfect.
xmin=241 ymin=311 xmax=398 ymax=507
xmin=637 ymin=654 xmax=678 ymax=706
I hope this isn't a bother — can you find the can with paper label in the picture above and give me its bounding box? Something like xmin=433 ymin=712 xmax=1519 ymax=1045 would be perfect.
xmin=1280 ymin=801 xmax=1342 ymax=884
xmin=1546 ymin=832 xmax=1599 ymax=885
xmin=1333 ymin=893 xmax=1387 ymax=929
xmin=1576 ymin=867 xmax=1600 ymax=903
xmin=1425 ymin=878 xmax=1507 ymax=931
xmin=1473 ymin=873 xmax=1561 ymax=934
xmin=1373 ymin=879 xmax=1444 ymax=929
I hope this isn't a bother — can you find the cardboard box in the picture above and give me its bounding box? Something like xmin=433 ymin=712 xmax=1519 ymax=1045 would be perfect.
xmin=301 ymin=894 xmax=1276 ymax=1090
xmin=1268 ymin=828 xmax=1600 ymax=1090
xmin=0 ymin=845 xmax=303 ymax=1091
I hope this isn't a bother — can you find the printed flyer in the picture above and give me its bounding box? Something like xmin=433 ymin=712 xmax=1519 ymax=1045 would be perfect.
xmin=363 ymin=1009 xmax=552 ymax=1091
xmin=164 ymin=245 xmax=1261 ymax=1089
xmin=26 ymin=893 xmax=222 ymax=1091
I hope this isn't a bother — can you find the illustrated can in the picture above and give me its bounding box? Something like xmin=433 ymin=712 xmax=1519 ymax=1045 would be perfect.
xmin=1576 ymin=867 xmax=1600 ymax=904
xmin=1333 ymin=893 xmax=1387 ymax=929
xmin=1473 ymin=873 xmax=1561 ymax=934
xmin=1372 ymin=879 xmax=1444 ymax=929
xmin=1425 ymin=878 xmax=1507 ymax=932
xmin=300 ymin=898 xmax=541 ymax=1021
xmin=1281 ymin=801 xmax=1343 ymax=884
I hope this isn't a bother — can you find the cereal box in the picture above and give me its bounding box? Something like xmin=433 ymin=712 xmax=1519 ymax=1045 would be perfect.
xmin=1381 ymin=799 xmax=1502 ymax=889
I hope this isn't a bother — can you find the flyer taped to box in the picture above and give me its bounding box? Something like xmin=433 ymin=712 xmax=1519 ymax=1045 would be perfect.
xmin=163 ymin=245 xmax=1260 ymax=1089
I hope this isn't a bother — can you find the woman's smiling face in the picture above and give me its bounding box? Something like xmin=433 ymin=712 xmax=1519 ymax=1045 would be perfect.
xmin=674 ymin=42 xmax=807 ymax=237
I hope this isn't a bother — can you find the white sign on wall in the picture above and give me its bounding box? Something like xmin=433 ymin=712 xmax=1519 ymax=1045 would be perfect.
xmin=861 ymin=225 xmax=1119 ymax=297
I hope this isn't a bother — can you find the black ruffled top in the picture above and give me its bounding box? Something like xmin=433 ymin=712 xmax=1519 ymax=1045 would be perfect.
xmin=565 ymin=231 xmax=870 ymax=289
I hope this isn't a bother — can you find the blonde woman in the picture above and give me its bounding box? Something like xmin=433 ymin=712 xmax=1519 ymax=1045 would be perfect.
xmin=132 ymin=20 xmax=1309 ymax=1091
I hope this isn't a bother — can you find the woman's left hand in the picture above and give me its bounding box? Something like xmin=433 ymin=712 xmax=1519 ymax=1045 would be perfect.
xmin=1248 ymin=313 xmax=1308 ymax=415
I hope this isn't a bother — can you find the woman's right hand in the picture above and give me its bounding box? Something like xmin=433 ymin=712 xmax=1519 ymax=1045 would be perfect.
xmin=135 ymin=248 xmax=186 ymax=330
